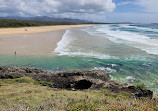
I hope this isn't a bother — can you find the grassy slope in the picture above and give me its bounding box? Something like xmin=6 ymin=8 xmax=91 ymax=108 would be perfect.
xmin=0 ymin=77 xmax=158 ymax=111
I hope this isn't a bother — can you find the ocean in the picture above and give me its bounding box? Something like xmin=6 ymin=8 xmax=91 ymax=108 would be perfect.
xmin=1 ymin=24 xmax=158 ymax=93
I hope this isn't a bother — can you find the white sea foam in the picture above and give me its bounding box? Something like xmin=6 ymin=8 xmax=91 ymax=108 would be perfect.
xmin=142 ymin=48 xmax=158 ymax=55
xmin=97 ymin=26 xmax=153 ymax=44
xmin=117 ymin=76 xmax=137 ymax=83
xmin=55 ymin=25 xmax=158 ymax=58
xmin=95 ymin=25 xmax=158 ymax=55
xmin=54 ymin=29 xmax=118 ymax=59
xmin=54 ymin=30 xmax=75 ymax=53
xmin=57 ymin=51 xmax=118 ymax=59
xmin=93 ymin=67 xmax=116 ymax=73
xmin=126 ymin=76 xmax=136 ymax=83
xmin=94 ymin=67 xmax=106 ymax=71
xmin=105 ymin=67 xmax=116 ymax=73
xmin=120 ymin=24 xmax=158 ymax=33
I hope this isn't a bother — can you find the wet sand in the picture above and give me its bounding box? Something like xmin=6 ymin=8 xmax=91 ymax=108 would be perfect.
xmin=0 ymin=30 xmax=65 ymax=56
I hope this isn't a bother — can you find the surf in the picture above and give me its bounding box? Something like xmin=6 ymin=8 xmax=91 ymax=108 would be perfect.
xmin=85 ymin=24 xmax=158 ymax=55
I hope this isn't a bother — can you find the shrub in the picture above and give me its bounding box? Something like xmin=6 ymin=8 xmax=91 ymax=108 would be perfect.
xmin=36 ymin=81 xmax=53 ymax=87
xmin=14 ymin=77 xmax=35 ymax=83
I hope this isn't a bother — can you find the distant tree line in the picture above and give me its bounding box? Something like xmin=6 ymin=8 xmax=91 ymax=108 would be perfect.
xmin=0 ymin=19 xmax=80 ymax=28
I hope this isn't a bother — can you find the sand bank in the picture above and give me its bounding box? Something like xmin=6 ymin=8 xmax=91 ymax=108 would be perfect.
xmin=0 ymin=25 xmax=94 ymax=56
xmin=0 ymin=30 xmax=65 ymax=56
xmin=0 ymin=25 xmax=93 ymax=37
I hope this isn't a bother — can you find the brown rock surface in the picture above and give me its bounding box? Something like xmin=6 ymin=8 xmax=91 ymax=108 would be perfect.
xmin=0 ymin=66 xmax=153 ymax=98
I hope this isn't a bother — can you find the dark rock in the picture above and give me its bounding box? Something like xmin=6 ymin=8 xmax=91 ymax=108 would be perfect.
xmin=0 ymin=66 xmax=110 ymax=90
xmin=104 ymin=80 xmax=127 ymax=91
xmin=132 ymin=89 xmax=153 ymax=98
xmin=34 ymin=70 xmax=110 ymax=90
xmin=104 ymin=80 xmax=153 ymax=98
xmin=128 ymin=86 xmax=153 ymax=98
xmin=0 ymin=66 xmax=153 ymax=98
xmin=74 ymin=80 xmax=93 ymax=90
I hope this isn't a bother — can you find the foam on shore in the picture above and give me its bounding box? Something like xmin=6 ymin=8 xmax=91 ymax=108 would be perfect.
xmin=54 ymin=29 xmax=118 ymax=59
xmin=54 ymin=30 xmax=74 ymax=53
xmin=85 ymin=25 xmax=158 ymax=55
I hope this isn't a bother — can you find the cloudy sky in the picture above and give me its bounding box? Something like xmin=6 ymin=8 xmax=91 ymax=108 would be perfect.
xmin=0 ymin=0 xmax=157 ymax=23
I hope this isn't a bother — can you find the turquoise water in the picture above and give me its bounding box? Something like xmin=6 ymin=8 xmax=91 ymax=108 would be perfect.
xmin=1 ymin=24 xmax=158 ymax=93
xmin=0 ymin=54 xmax=158 ymax=93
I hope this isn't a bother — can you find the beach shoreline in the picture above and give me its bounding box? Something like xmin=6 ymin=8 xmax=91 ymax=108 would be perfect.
xmin=0 ymin=24 xmax=94 ymax=56
xmin=0 ymin=24 xmax=94 ymax=37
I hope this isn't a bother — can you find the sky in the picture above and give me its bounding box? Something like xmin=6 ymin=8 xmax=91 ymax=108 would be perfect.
xmin=0 ymin=0 xmax=158 ymax=23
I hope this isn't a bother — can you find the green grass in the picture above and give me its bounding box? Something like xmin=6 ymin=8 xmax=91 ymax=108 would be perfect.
xmin=0 ymin=77 xmax=53 ymax=87
xmin=36 ymin=81 xmax=53 ymax=87
xmin=0 ymin=77 xmax=158 ymax=111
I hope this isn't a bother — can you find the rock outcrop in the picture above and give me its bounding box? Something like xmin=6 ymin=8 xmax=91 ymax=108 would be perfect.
xmin=105 ymin=80 xmax=153 ymax=98
xmin=0 ymin=66 xmax=153 ymax=98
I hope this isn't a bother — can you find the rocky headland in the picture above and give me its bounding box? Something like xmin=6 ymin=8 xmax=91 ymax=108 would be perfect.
xmin=0 ymin=66 xmax=153 ymax=98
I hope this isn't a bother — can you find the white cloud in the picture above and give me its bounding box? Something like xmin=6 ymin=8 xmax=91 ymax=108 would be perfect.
xmin=117 ymin=1 xmax=136 ymax=6
xmin=0 ymin=0 xmax=116 ymax=17
xmin=137 ymin=0 xmax=158 ymax=12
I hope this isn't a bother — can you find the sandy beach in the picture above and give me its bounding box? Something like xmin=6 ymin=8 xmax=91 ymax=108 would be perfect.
xmin=0 ymin=25 xmax=93 ymax=56
xmin=0 ymin=25 xmax=93 ymax=37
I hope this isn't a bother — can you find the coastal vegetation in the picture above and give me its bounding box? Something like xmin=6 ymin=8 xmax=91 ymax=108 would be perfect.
xmin=0 ymin=19 xmax=79 ymax=28
xmin=0 ymin=77 xmax=157 ymax=111
xmin=0 ymin=18 xmax=131 ymax=28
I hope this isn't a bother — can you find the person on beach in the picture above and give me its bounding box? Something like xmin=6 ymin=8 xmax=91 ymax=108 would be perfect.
xmin=25 ymin=28 xmax=28 ymax=31
xmin=15 ymin=51 xmax=16 ymax=57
